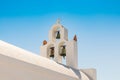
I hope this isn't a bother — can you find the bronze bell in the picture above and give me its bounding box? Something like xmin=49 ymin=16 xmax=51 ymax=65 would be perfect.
xmin=60 ymin=45 xmax=66 ymax=58
xmin=50 ymin=47 xmax=54 ymax=58
xmin=56 ymin=31 xmax=60 ymax=39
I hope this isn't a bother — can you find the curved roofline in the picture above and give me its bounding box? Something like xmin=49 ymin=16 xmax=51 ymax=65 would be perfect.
xmin=0 ymin=40 xmax=79 ymax=79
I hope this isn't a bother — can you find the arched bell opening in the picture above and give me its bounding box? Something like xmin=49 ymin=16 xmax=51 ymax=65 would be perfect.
xmin=58 ymin=42 xmax=66 ymax=64
xmin=52 ymin=26 xmax=62 ymax=42
xmin=47 ymin=44 xmax=55 ymax=60
xmin=55 ymin=27 xmax=61 ymax=39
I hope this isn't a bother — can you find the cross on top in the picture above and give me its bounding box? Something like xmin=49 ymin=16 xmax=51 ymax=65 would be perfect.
xmin=56 ymin=19 xmax=60 ymax=24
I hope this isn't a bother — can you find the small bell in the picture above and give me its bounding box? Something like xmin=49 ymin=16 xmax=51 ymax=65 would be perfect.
xmin=50 ymin=47 xmax=54 ymax=58
xmin=60 ymin=45 xmax=66 ymax=58
xmin=56 ymin=31 xmax=60 ymax=39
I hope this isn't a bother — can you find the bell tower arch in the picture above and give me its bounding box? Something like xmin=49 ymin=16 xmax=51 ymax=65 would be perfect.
xmin=49 ymin=20 xmax=68 ymax=42
xmin=40 ymin=19 xmax=78 ymax=69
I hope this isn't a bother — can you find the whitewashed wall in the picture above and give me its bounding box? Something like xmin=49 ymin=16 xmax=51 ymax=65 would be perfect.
xmin=0 ymin=54 xmax=78 ymax=80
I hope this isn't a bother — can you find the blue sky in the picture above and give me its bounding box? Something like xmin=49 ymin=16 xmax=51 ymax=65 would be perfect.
xmin=0 ymin=0 xmax=120 ymax=80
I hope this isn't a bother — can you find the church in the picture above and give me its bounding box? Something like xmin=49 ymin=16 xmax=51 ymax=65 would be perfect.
xmin=0 ymin=20 xmax=96 ymax=80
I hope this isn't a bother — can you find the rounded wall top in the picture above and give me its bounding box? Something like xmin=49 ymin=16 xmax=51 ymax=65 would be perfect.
xmin=51 ymin=24 xmax=63 ymax=32
xmin=49 ymin=20 xmax=68 ymax=42
xmin=51 ymin=19 xmax=65 ymax=31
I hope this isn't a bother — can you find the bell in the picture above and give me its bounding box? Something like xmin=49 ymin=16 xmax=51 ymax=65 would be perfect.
xmin=56 ymin=31 xmax=60 ymax=39
xmin=50 ymin=47 xmax=54 ymax=58
xmin=60 ymin=45 xmax=66 ymax=58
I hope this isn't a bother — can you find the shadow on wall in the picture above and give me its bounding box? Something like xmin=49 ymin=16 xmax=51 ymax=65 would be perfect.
xmin=57 ymin=62 xmax=81 ymax=79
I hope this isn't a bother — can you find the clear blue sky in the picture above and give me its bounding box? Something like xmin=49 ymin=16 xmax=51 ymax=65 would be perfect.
xmin=0 ymin=0 xmax=120 ymax=80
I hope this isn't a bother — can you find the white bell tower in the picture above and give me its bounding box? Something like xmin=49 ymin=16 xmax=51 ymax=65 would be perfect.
xmin=40 ymin=19 xmax=78 ymax=69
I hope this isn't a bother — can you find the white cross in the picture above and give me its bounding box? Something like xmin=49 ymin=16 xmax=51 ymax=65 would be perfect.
xmin=56 ymin=19 xmax=60 ymax=24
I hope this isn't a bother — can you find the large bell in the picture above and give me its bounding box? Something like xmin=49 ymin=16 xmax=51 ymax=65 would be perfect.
xmin=56 ymin=31 xmax=60 ymax=39
xmin=50 ymin=47 xmax=54 ymax=58
xmin=60 ymin=45 xmax=66 ymax=58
